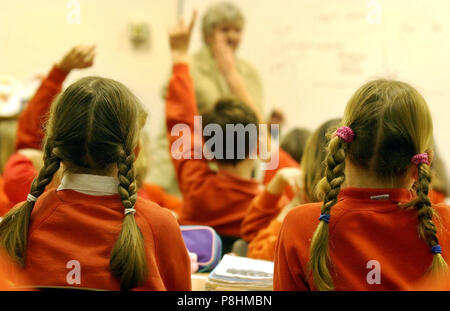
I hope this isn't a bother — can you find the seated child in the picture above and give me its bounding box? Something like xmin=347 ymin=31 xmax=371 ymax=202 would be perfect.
xmin=241 ymin=119 xmax=341 ymax=260
xmin=0 ymin=75 xmax=191 ymax=291
xmin=274 ymin=79 xmax=450 ymax=290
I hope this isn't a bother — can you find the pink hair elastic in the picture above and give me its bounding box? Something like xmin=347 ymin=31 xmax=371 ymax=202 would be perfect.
xmin=411 ymin=153 xmax=430 ymax=166
xmin=335 ymin=126 xmax=355 ymax=143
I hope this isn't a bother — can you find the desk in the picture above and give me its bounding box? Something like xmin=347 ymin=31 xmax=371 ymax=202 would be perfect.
xmin=191 ymin=273 xmax=209 ymax=291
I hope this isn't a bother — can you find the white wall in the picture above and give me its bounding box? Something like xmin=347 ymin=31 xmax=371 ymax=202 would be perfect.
xmin=0 ymin=0 xmax=177 ymax=138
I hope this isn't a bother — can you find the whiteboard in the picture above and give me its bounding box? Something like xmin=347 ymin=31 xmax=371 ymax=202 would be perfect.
xmin=181 ymin=0 xmax=450 ymax=179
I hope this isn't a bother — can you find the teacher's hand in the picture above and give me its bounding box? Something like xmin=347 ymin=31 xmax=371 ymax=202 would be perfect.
xmin=211 ymin=31 xmax=237 ymax=77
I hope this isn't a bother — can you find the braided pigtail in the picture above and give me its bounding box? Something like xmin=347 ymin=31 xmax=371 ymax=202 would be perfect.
xmin=0 ymin=142 xmax=60 ymax=265
xmin=412 ymin=154 xmax=448 ymax=274
xmin=308 ymin=126 xmax=354 ymax=291
xmin=110 ymin=148 xmax=148 ymax=290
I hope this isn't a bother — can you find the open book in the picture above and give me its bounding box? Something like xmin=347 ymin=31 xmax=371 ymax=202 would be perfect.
xmin=206 ymin=255 xmax=274 ymax=291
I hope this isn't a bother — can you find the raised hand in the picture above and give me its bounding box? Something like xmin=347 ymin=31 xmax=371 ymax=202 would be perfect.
xmin=57 ymin=45 xmax=96 ymax=72
xmin=211 ymin=31 xmax=236 ymax=76
xmin=169 ymin=11 xmax=197 ymax=64
xmin=266 ymin=167 xmax=303 ymax=196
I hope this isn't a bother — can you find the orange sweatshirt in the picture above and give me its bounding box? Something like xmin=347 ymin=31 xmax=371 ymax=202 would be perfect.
xmin=248 ymin=220 xmax=282 ymax=261
xmin=429 ymin=189 xmax=446 ymax=204
xmin=241 ymin=190 xmax=286 ymax=242
xmin=23 ymin=189 xmax=191 ymax=290
xmin=166 ymin=64 xmax=260 ymax=237
xmin=0 ymin=249 xmax=32 ymax=290
xmin=240 ymin=190 xmax=288 ymax=261
xmin=138 ymin=183 xmax=182 ymax=216
xmin=242 ymin=188 xmax=447 ymax=263
xmin=274 ymin=187 xmax=450 ymax=291
xmin=415 ymin=273 xmax=450 ymax=290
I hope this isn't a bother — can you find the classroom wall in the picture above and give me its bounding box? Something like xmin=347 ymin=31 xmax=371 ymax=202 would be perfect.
xmin=0 ymin=0 xmax=177 ymax=137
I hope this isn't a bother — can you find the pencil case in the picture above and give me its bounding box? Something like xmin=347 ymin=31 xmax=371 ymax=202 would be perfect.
xmin=180 ymin=225 xmax=222 ymax=273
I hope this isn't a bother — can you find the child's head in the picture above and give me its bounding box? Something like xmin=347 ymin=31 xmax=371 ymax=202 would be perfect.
xmin=300 ymin=119 xmax=341 ymax=203
xmin=202 ymin=98 xmax=259 ymax=166
xmin=0 ymin=76 xmax=148 ymax=290
xmin=280 ymin=128 xmax=311 ymax=164
xmin=309 ymin=79 xmax=446 ymax=290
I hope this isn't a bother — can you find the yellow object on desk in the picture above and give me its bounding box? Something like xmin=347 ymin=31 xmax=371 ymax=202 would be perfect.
xmin=192 ymin=273 xmax=271 ymax=291
xmin=191 ymin=255 xmax=274 ymax=291
xmin=191 ymin=273 xmax=209 ymax=291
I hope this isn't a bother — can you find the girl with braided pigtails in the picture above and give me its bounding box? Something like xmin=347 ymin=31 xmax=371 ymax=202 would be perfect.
xmin=274 ymin=79 xmax=450 ymax=291
xmin=0 ymin=76 xmax=191 ymax=291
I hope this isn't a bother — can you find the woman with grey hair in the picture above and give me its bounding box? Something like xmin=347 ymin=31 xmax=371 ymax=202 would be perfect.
xmin=191 ymin=1 xmax=263 ymax=115
xmin=148 ymin=2 xmax=264 ymax=197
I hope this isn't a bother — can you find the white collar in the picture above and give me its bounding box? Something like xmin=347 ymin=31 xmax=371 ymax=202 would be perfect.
xmin=57 ymin=173 xmax=119 ymax=196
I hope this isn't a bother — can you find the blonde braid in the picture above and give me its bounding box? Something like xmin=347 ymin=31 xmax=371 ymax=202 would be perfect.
xmin=110 ymin=148 xmax=148 ymax=290
xmin=308 ymin=136 xmax=348 ymax=291
xmin=415 ymin=163 xmax=448 ymax=274
xmin=0 ymin=143 xmax=60 ymax=265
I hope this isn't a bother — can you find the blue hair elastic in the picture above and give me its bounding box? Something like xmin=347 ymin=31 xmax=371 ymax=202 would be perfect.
xmin=431 ymin=245 xmax=442 ymax=254
xmin=319 ymin=214 xmax=330 ymax=224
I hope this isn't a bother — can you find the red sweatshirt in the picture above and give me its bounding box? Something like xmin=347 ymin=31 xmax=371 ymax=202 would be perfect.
xmin=241 ymin=190 xmax=286 ymax=242
xmin=166 ymin=64 xmax=260 ymax=237
xmin=23 ymin=189 xmax=191 ymax=290
xmin=240 ymin=190 xmax=288 ymax=261
xmin=0 ymin=249 xmax=32 ymax=290
xmin=274 ymin=187 xmax=450 ymax=291
xmin=429 ymin=189 xmax=446 ymax=204
xmin=243 ymin=188 xmax=450 ymax=263
xmin=138 ymin=183 xmax=182 ymax=217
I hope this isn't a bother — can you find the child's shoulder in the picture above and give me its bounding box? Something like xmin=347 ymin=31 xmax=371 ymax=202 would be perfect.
xmin=27 ymin=188 xmax=62 ymax=229
xmin=283 ymin=202 xmax=323 ymax=232
xmin=135 ymin=196 xmax=179 ymax=229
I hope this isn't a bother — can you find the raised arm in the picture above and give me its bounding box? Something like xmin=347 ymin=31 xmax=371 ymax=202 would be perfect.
xmin=4 ymin=45 xmax=96 ymax=205
xmin=16 ymin=45 xmax=96 ymax=151
xmin=241 ymin=190 xmax=285 ymax=242
xmin=166 ymin=12 xmax=215 ymax=194
xmin=241 ymin=167 xmax=302 ymax=241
